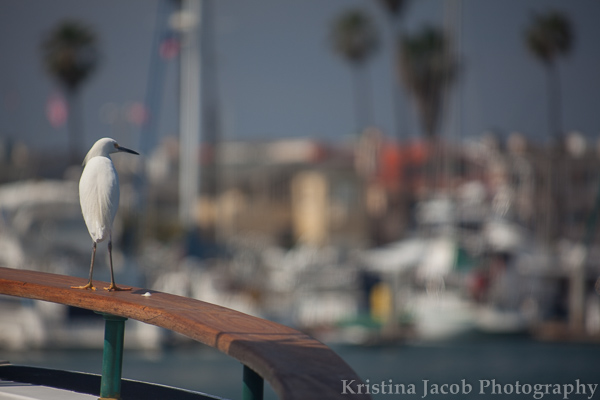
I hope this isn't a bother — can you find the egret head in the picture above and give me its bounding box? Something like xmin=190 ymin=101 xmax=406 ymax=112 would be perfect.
xmin=83 ymin=138 xmax=139 ymax=166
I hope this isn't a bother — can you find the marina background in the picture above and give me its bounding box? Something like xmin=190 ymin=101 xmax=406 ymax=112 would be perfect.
xmin=2 ymin=0 xmax=600 ymax=399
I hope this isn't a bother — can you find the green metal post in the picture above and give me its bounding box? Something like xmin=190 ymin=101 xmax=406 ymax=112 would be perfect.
xmin=99 ymin=314 xmax=127 ymax=400
xmin=242 ymin=365 xmax=263 ymax=400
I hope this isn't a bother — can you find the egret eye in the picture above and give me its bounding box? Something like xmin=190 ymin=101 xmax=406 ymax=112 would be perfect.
xmin=114 ymin=143 xmax=119 ymax=149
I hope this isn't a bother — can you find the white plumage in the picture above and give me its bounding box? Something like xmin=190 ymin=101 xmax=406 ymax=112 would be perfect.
xmin=79 ymin=156 xmax=119 ymax=243
xmin=72 ymin=137 xmax=139 ymax=292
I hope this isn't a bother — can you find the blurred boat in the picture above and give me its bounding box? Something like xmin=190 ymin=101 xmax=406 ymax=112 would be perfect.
xmin=0 ymin=180 xmax=160 ymax=351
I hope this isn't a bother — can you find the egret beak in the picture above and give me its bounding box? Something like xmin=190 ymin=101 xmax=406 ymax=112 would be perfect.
xmin=116 ymin=145 xmax=139 ymax=155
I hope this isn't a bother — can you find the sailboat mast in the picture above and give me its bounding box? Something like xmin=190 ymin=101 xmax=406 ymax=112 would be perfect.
xmin=178 ymin=0 xmax=202 ymax=228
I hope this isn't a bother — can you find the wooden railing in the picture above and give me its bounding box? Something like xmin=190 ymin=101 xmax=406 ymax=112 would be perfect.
xmin=0 ymin=266 xmax=371 ymax=400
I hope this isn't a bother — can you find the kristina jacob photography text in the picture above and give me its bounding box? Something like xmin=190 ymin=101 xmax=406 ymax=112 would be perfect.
xmin=341 ymin=379 xmax=598 ymax=399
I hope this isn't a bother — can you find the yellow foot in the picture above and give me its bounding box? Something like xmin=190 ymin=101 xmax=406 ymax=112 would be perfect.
xmin=104 ymin=284 xmax=132 ymax=292
xmin=71 ymin=283 xmax=96 ymax=291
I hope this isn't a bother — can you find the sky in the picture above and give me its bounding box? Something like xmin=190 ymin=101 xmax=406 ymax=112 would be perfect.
xmin=1 ymin=0 xmax=600 ymax=155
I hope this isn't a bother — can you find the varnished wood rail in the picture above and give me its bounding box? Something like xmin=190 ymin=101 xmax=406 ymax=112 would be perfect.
xmin=0 ymin=267 xmax=371 ymax=400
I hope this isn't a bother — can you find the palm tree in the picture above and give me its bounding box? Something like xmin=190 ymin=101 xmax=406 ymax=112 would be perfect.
xmin=376 ymin=0 xmax=408 ymax=142
xmin=398 ymin=26 xmax=455 ymax=191
xmin=331 ymin=9 xmax=379 ymax=135
xmin=398 ymin=25 xmax=455 ymax=141
xmin=42 ymin=20 xmax=99 ymax=164
xmin=525 ymin=10 xmax=572 ymax=142
xmin=524 ymin=10 xmax=573 ymax=243
xmin=377 ymin=0 xmax=406 ymax=17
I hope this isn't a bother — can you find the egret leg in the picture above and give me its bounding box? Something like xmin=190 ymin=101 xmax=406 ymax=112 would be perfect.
xmin=104 ymin=240 xmax=131 ymax=292
xmin=72 ymin=242 xmax=97 ymax=290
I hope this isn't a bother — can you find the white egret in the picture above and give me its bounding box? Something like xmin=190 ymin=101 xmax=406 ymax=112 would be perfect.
xmin=72 ymin=138 xmax=139 ymax=291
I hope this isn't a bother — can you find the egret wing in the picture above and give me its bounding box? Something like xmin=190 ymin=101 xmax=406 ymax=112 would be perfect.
xmin=79 ymin=156 xmax=120 ymax=243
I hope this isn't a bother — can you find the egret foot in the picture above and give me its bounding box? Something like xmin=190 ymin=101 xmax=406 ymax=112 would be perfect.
xmin=104 ymin=284 xmax=131 ymax=292
xmin=71 ymin=283 xmax=96 ymax=291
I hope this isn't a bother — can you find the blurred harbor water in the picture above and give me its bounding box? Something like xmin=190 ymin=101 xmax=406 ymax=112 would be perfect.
xmin=4 ymin=335 xmax=600 ymax=400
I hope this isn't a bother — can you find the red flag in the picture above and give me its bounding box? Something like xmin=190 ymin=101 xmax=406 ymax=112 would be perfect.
xmin=46 ymin=93 xmax=68 ymax=128
xmin=160 ymin=37 xmax=180 ymax=60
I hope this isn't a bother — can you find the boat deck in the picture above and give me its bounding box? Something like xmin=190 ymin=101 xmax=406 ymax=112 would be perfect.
xmin=0 ymin=364 xmax=221 ymax=400
xmin=0 ymin=379 xmax=97 ymax=400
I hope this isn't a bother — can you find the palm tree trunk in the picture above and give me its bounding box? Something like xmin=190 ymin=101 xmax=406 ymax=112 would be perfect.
xmin=547 ymin=61 xmax=563 ymax=141
xmin=543 ymin=61 xmax=564 ymax=242
xmin=390 ymin=74 xmax=405 ymax=142
xmin=352 ymin=63 xmax=372 ymax=135
xmin=547 ymin=61 xmax=570 ymax=241
xmin=388 ymin=18 xmax=406 ymax=145
xmin=66 ymin=89 xmax=83 ymax=165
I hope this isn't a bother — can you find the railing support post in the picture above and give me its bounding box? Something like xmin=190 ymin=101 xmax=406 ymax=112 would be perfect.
xmin=99 ymin=313 xmax=127 ymax=400
xmin=242 ymin=364 xmax=264 ymax=400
